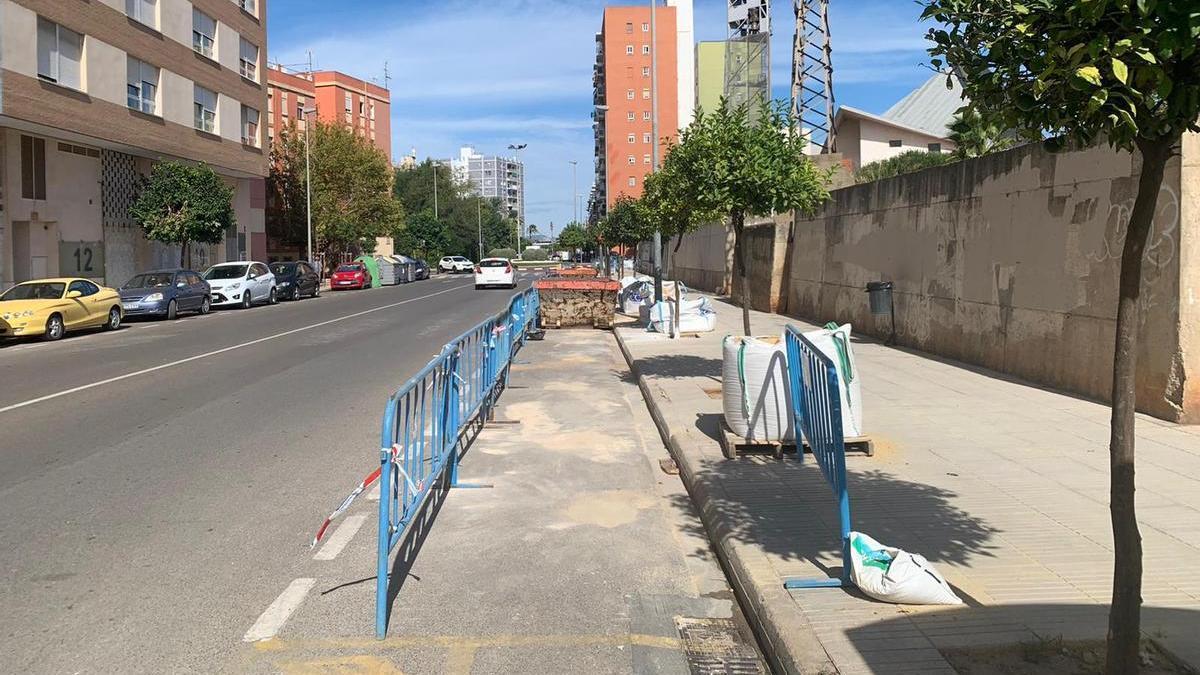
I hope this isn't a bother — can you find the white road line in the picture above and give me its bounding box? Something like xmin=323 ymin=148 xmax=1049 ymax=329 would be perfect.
xmin=367 ymin=485 xmax=381 ymax=501
xmin=0 ymin=284 xmax=470 ymax=415
xmin=242 ymin=578 xmax=316 ymax=642
xmin=313 ymin=514 xmax=368 ymax=561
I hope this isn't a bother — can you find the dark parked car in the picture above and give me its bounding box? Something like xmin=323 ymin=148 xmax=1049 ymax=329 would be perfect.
xmin=413 ymin=259 xmax=430 ymax=280
xmin=119 ymin=269 xmax=211 ymax=319
xmin=269 ymin=261 xmax=321 ymax=300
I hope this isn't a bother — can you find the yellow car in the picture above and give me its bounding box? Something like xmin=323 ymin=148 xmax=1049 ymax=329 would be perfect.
xmin=0 ymin=278 xmax=124 ymax=341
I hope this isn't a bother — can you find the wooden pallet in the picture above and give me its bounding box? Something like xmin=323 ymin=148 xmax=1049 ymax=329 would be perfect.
xmin=717 ymin=419 xmax=874 ymax=459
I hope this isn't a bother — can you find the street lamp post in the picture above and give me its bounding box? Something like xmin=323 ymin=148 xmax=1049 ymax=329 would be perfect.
xmin=476 ymin=197 xmax=483 ymax=260
xmin=302 ymin=107 xmax=317 ymax=265
xmin=507 ymin=143 xmax=527 ymax=254
xmin=650 ymin=0 xmax=663 ymax=305
xmin=569 ymin=160 xmax=578 ymax=224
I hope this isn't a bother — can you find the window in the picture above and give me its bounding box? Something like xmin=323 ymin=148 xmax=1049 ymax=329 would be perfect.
xmin=369 ymin=102 xmax=375 ymax=120
xmin=628 ymin=176 xmax=636 ymax=187
xmin=69 ymin=280 xmax=99 ymax=296
xmin=236 ymin=0 xmax=256 ymax=15
xmin=642 ymin=44 xmax=650 ymax=55
xmin=627 ymin=133 xmax=635 ymax=143
xmin=643 ymin=132 xmax=651 ymax=143
xmin=126 ymin=0 xmax=157 ymax=27
xmin=642 ymin=66 xmax=650 ymax=77
xmin=57 ymin=142 xmax=99 ymax=158
xmin=296 ymin=101 xmax=303 ymax=119
xmin=928 ymin=142 xmax=942 ymax=153
xmin=643 ymin=111 xmax=651 ymax=121
xmin=643 ymin=154 xmax=651 ymax=164
xmin=192 ymin=8 xmax=216 ymax=58
xmin=239 ymin=38 xmax=258 ymax=81
xmin=281 ymin=91 xmax=289 ymax=116
xmin=266 ymin=91 xmax=273 ymax=112
xmin=241 ymin=105 xmax=260 ymax=146
xmin=193 ymin=84 xmax=217 ymax=132
xmin=642 ymin=88 xmax=650 ymax=99
xmin=126 ymin=56 xmax=158 ymax=114
xmin=359 ymin=100 xmax=364 ymax=115
xmin=888 ymin=139 xmax=903 ymax=148
xmin=20 ymin=136 xmax=47 ymax=200
xmin=625 ymin=44 xmax=634 ymax=55
xmin=624 ymin=21 xmax=633 ymax=33
xmin=626 ymin=89 xmax=635 ymax=100
xmin=626 ymin=111 xmax=635 ymax=122
xmin=37 ymin=18 xmax=82 ymax=89
xmin=642 ymin=22 xmax=649 ymax=32
xmin=628 ymin=155 xmax=635 ymax=165
xmin=344 ymin=93 xmax=352 ymax=111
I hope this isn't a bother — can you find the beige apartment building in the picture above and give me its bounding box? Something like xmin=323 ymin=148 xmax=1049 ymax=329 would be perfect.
xmin=0 ymin=0 xmax=269 ymax=288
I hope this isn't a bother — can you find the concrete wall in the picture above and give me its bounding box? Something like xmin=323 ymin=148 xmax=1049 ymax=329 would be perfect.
xmin=788 ymin=138 xmax=1196 ymax=422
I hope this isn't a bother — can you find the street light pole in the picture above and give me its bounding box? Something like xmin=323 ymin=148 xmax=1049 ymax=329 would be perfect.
xmin=477 ymin=197 xmax=483 ymax=259
xmin=569 ymin=160 xmax=578 ymax=224
xmin=650 ymin=0 xmax=663 ymax=304
xmin=302 ymin=107 xmax=317 ymax=264
xmin=508 ymin=143 xmax=526 ymax=254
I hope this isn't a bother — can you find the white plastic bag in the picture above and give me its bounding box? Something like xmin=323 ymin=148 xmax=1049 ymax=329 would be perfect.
xmin=848 ymin=532 xmax=962 ymax=605
xmin=801 ymin=323 xmax=863 ymax=438
xmin=721 ymin=336 xmax=795 ymax=442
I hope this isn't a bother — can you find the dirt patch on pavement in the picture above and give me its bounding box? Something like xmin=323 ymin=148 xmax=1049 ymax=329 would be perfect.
xmin=943 ymin=637 xmax=1188 ymax=674
xmin=565 ymin=491 xmax=656 ymax=528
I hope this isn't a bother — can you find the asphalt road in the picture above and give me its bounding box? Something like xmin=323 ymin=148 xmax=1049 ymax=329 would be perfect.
xmin=0 ymin=273 xmax=533 ymax=673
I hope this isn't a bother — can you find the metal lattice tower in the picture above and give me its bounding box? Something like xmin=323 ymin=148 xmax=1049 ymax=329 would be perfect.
xmin=724 ymin=0 xmax=771 ymax=120
xmin=791 ymin=0 xmax=836 ymax=152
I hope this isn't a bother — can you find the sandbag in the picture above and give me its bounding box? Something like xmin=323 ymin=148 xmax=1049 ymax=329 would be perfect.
xmin=721 ymin=335 xmax=794 ymax=442
xmin=848 ymin=532 xmax=962 ymax=605
xmin=675 ymin=309 xmax=716 ymax=333
xmin=649 ymin=298 xmax=716 ymax=333
xmin=801 ymin=323 xmax=863 ymax=438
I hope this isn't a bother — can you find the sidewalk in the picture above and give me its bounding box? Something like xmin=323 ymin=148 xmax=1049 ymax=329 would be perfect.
xmin=244 ymin=328 xmax=765 ymax=674
xmin=615 ymin=296 xmax=1200 ymax=674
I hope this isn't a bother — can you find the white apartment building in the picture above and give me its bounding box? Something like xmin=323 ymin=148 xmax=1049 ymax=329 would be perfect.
xmin=0 ymin=0 xmax=269 ymax=288
xmin=440 ymin=145 xmax=524 ymax=225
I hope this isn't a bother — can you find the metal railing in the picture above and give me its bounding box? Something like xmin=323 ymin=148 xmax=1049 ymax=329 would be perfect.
xmin=782 ymin=326 xmax=853 ymax=590
xmin=375 ymin=288 xmax=539 ymax=637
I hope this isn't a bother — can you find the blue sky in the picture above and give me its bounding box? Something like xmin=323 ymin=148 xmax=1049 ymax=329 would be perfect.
xmin=267 ymin=0 xmax=934 ymax=230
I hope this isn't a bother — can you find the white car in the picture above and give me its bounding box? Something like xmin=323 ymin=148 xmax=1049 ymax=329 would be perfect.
xmin=203 ymin=261 xmax=277 ymax=309
xmin=438 ymin=256 xmax=474 ymax=274
xmin=474 ymin=258 xmax=516 ymax=289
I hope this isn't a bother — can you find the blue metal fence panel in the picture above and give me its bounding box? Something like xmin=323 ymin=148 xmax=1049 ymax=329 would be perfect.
xmin=782 ymin=326 xmax=853 ymax=590
xmin=375 ymin=288 xmax=539 ymax=637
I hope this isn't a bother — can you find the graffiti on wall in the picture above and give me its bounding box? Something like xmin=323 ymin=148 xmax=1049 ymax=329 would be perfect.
xmin=1086 ymin=183 xmax=1180 ymax=311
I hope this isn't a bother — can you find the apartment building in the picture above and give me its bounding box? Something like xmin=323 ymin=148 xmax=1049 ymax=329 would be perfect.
xmin=265 ymin=65 xmax=391 ymax=162
xmin=589 ymin=1 xmax=694 ymax=221
xmin=439 ymin=145 xmax=524 ymax=224
xmin=0 ymin=0 xmax=270 ymax=287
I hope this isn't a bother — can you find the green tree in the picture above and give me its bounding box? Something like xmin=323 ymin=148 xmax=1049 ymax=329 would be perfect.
xmin=854 ymin=150 xmax=956 ymax=183
xmin=922 ymin=2 xmax=1200 ymax=670
xmin=130 ymin=161 xmax=235 ymax=267
xmin=270 ymin=121 xmax=402 ymax=267
xmin=393 ymin=161 xmax=515 ymax=258
xmin=666 ymin=98 xmax=831 ymax=334
xmin=521 ymin=246 xmax=549 ymax=261
xmin=557 ymin=222 xmax=591 ymax=255
xmin=947 ymin=108 xmax=1017 ymax=159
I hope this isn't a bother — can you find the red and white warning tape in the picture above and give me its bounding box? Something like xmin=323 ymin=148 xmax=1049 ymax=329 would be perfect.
xmin=308 ymin=445 xmax=425 ymax=549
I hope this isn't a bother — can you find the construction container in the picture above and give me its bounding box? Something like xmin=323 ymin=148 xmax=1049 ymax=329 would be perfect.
xmin=533 ymin=278 xmax=621 ymax=329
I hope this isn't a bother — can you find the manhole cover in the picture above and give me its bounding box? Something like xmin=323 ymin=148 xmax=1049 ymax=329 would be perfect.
xmin=675 ymin=617 xmax=765 ymax=675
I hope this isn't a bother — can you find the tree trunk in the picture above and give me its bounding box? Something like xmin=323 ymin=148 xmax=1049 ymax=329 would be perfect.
xmin=732 ymin=210 xmax=750 ymax=335
xmin=1106 ymin=136 xmax=1174 ymax=675
xmin=180 ymin=240 xmax=189 ymax=268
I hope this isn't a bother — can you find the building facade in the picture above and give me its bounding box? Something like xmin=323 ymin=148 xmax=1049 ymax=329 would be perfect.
xmin=265 ymin=66 xmax=391 ymax=162
xmin=589 ymin=1 xmax=694 ymax=221
xmin=695 ymin=40 xmax=725 ymax=117
xmin=0 ymin=0 xmax=270 ymax=288
xmin=833 ymin=74 xmax=964 ymax=170
xmin=440 ymin=145 xmax=524 ymax=224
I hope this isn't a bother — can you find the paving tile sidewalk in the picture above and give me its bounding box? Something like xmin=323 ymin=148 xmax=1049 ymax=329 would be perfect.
xmin=615 ymin=295 xmax=1200 ymax=674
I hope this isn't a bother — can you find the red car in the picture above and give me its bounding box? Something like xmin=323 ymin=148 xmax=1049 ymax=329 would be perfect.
xmin=330 ymin=263 xmax=372 ymax=290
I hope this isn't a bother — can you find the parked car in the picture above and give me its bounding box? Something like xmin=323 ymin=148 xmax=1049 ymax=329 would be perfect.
xmin=119 ymin=269 xmax=210 ymax=319
xmin=413 ymin=259 xmax=430 ymax=280
xmin=330 ymin=263 xmax=371 ymax=290
xmin=270 ymin=261 xmax=321 ymax=300
xmin=203 ymin=261 xmax=276 ymax=309
xmin=438 ymin=256 xmax=474 ymax=274
xmin=474 ymin=258 xmax=516 ymax=289
xmin=0 ymin=278 xmax=122 ymax=341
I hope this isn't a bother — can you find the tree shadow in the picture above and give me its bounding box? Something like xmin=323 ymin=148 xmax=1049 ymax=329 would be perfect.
xmin=841 ymin=603 xmax=1200 ymax=674
xmin=634 ymin=354 xmax=723 ymax=380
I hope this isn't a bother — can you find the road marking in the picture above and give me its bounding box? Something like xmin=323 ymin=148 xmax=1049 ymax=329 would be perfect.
xmin=0 ymin=284 xmax=471 ymax=415
xmin=312 ymin=514 xmax=367 ymax=561
xmin=367 ymin=485 xmax=380 ymax=501
xmin=243 ymin=578 xmax=316 ymax=642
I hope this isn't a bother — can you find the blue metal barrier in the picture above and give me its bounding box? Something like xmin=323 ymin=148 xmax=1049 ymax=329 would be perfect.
xmin=375 ymin=288 xmax=539 ymax=637
xmin=782 ymin=326 xmax=853 ymax=590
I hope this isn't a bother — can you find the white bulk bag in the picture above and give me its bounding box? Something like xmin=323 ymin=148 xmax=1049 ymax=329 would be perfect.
xmin=849 ymin=532 xmax=962 ymax=605
xmin=648 ymin=298 xmax=712 ymax=333
xmin=801 ymin=323 xmax=863 ymax=438
xmin=721 ymin=336 xmax=795 ymax=442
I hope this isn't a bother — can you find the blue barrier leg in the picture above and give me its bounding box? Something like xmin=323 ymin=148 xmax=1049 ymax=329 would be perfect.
xmin=375 ymin=402 xmax=395 ymax=639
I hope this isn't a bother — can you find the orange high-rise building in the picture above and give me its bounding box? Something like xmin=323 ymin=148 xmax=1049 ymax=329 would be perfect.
xmin=590 ymin=2 xmax=694 ymax=219
xmin=266 ymin=66 xmax=391 ymax=162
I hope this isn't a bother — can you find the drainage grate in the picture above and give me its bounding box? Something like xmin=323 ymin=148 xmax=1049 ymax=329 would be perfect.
xmin=675 ymin=617 xmax=765 ymax=675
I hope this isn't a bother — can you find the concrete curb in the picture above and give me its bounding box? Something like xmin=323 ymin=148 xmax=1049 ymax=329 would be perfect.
xmin=613 ymin=328 xmax=837 ymax=675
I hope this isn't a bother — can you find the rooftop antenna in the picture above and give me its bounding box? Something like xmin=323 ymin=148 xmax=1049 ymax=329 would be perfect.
xmin=383 ymin=61 xmax=391 ymax=91
xmin=791 ymin=0 xmax=836 ymax=151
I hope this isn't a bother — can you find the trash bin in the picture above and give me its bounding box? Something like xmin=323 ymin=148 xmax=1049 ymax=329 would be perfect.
xmin=865 ymin=281 xmax=893 ymax=315
xmin=865 ymin=281 xmax=896 ymax=345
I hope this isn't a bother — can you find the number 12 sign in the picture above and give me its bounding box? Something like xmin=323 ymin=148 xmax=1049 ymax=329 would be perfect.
xmin=59 ymin=241 xmax=105 ymax=278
